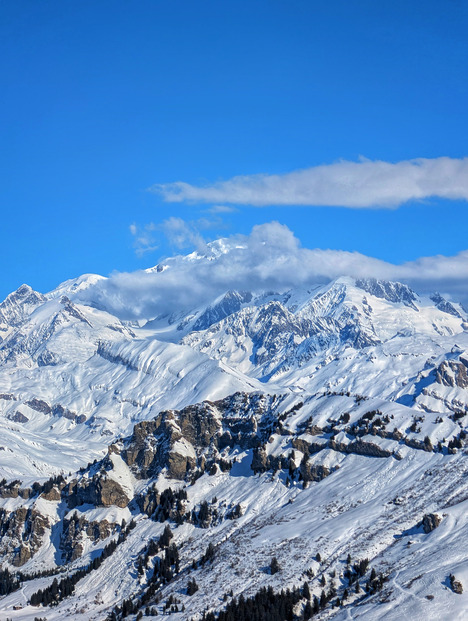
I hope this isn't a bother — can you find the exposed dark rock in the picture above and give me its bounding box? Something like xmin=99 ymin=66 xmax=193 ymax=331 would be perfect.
xmin=251 ymin=447 xmax=268 ymax=474
xmin=291 ymin=438 xmax=311 ymax=454
xmin=15 ymin=544 xmax=32 ymax=566
xmin=59 ymin=296 xmax=93 ymax=327
xmin=356 ymin=278 xmax=418 ymax=310
xmin=0 ymin=393 xmax=16 ymax=401
xmin=61 ymin=513 xmax=118 ymax=562
xmin=41 ymin=486 xmax=61 ymax=501
xmin=193 ymin=291 xmax=253 ymax=331
xmin=300 ymin=461 xmax=331 ymax=483
xmin=404 ymin=437 xmax=427 ymax=451
xmin=37 ymin=350 xmax=59 ymax=366
xmin=52 ymin=404 xmax=77 ymax=421
xmin=27 ymin=402 xmax=86 ymax=423
xmin=66 ymin=475 xmax=130 ymax=509
xmin=0 ymin=506 xmax=50 ymax=566
xmin=25 ymin=398 xmax=52 ymax=414
xmin=0 ymin=481 xmax=20 ymax=498
xmin=430 ymin=293 xmax=462 ymax=318
xmin=450 ymin=574 xmax=463 ymax=594
xmin=422 ymin=513 xmax=442 ymax=534
xmin=328 ymin=439 xmax=393 ymax=457
xmin=435 ymin=360 xmax=468 ymax=389
xmin=345 ymin=439 xmax=393 ymax=458
xmin=9 ymin=410 xmax=29 ymax=423
xmin=294 ymin=436 xmax=392 ymax=460
xmin=122 ymin=392 xmax=277 ymax=480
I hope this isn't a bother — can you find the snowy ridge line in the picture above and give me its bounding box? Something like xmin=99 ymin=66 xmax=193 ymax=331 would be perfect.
xmin=0 ymin=263 xmax=467 ymax=618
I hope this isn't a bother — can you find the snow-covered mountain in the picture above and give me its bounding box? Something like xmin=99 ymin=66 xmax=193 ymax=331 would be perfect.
xmin=0 ymin=247 xmax=467 ymax=620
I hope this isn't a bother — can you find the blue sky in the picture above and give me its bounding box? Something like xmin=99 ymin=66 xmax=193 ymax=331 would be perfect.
xmin=1 ymin=0 xmax=468 ymax=300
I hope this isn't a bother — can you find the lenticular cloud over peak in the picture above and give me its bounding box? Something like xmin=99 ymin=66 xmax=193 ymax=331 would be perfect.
xmin=152 ymin=156 xmax=468 ymax=208
xmin=75 ymin=222 xmax=468 ymax=319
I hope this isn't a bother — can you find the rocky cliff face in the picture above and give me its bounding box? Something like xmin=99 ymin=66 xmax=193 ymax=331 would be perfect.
xmin=355 ymin=278 xmax=418 ymax=309
xmin=122 ymin=392 xmax=278 ymax=479
xmin=435 ymin=359 xmax=468 ymax=389
xmin=61 ymin=512 xmax=119 ymax=562
xmin=0 ymin=284 xmax=46 ymax=333
xmin=192 ymin=290 xmax=253 ymax=331
xmin=0 ymin=505 xmax=50 ymax=566
xmin=182 ymin=294 xmax=379 ymax=380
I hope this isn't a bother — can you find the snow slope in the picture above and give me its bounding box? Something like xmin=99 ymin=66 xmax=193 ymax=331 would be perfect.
xmin=0 ymin=245 xmax=467 ymax=620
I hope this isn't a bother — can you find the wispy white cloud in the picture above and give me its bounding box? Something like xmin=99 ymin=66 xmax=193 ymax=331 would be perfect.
xmin=129 ymin=222 xmax=158 ymax=257
xmin=130 ymin=216 xmax=228 ymax=257
xmin=152 ymin=157 xmax=468 ymax=208
xmin=82 ymin=222 xmax=468 ymax=319
xmin=205 ymin=205 xmax=239 ymax=214
xmin=160 ymin=217 xmax=208 ymax=251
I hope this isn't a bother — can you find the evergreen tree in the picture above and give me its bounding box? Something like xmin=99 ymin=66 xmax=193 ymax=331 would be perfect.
xmin=270 ymin=557 xmax=281 ymax=575
xmin=303 ymin=600 xmax=313 ymax=619
xmin=159 ymin=524 xmax=173 ymax=548
xmin=187 ymin=578 xmax=199 ymax=595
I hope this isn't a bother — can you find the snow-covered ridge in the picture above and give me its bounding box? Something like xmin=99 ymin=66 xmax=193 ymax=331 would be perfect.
xmin=0 ymin=261 xmax=468 ymax=619
xmin=0 ymin=272 xmax=467 ymax=479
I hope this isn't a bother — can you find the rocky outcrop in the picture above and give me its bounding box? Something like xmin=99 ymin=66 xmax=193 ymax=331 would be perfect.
xmin=430 ymin=293 xmax=462 ymax=318
xmin=23 ymin=399 xmax=86 ymax=423
xmin=404 ymin=437 xmax=427 ymax=451
xmin=193 ymin=290 xmax=252 ymax=331
xmin=26 ymin=398 xmax=52 ymax=414
xmin=293 ymin=435 xmax=393 ymax=460
xmin=300 ymin=462 xmax=331 ymax=483
xmin=435 ymin=360 xmax=468 ymax=389
xmin=356 ymin=279 xmax=418 ymax=310
xmin=0 ymin=506 xmax=50 ymax=566
xmin=41 ymin=486 xmax=62 ymax=502
xmin=345 ymin=439 xmax=393 ymax=458
xmin=0 ymin=480 xmax=21 ymax=498
xmin=61 ymin=513 xmax=118 ymax=562
xmin=37 ymin=349 xmax=59 ymax=366
xmin=66 ymin=476 xmax=130 ymax=509
xmin=422 ymin=513 xmax=442 ymax=533
xmin=122 ymin=412 xmax=198 ymax=480
xmin=52 ymin=404 xmax=87 ymax=424
xmin=122 ymin=393 xmax=277 ymax=480
xmin=450 ymin=574 xmax=463 ymax=594
xmin=9 ymin=410 xmax=29 ymax=423
xmin=0 ymin=392 xmax=16 ymax=401
xmin=251 ymin=447 xmax=268 ymax=474
xmin=98 ymin=478 xmax=130 ymax=507
xmin=59 ymin=296 xmax=92 ymax=327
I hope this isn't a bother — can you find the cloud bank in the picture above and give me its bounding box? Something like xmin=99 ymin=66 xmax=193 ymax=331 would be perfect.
xmin=78 ymin=222 xmax=468 ymax=319
xmin=152 ymin=157 xmax=468 ymax=208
